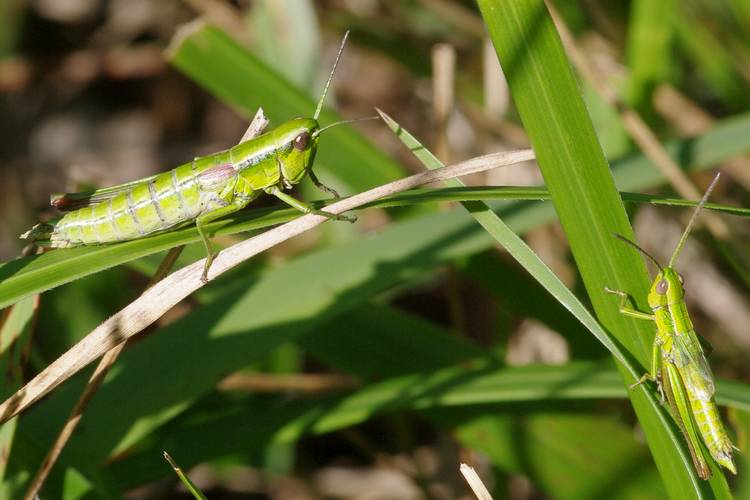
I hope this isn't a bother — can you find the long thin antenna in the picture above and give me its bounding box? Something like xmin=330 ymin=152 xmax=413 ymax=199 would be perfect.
xmin=614 ymin=233 xmax=663 ymax=272
xmin=313 ymin=115 xmax=379 ymax=137
xmin=314 ymin=30 xmax=350 ymax=121
xmin=668 ymin=172 xmax=721 ymax=268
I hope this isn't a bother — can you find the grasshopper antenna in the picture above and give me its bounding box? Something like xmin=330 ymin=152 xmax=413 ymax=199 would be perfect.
xmin=614 ymin=233 xmax=663 ymax=272
xmin=668 ymin=172 xmax=721 ymax=268
xmin=313 ymin=116 xmax=379 ymax=137
xmin=314 ymin=30 xmax=349 ymax=121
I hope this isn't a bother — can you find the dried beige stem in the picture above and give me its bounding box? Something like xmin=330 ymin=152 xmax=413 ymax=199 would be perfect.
xmin=218 ymin=373 xmax=359 ymax=393
xmin=460 ymin=463 xmax=494 ymax=500
xmin=0 ymin=148 xmax=535 ymax=423
xmin=21 ymin=111 xmax=271 ymax=500
xmin=22 ymin=246 xmax=184 ymax=500
xmin=654 ymin=84 xmax=750 ymax=191
xmin=432 ymin=43 xmax=456 ymax=163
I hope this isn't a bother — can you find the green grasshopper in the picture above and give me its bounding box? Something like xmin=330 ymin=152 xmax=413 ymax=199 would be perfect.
xmin=605 ymin=173 xmax=736 ymax=479
xmin=21 ymin=32 xmax=358 ymax=282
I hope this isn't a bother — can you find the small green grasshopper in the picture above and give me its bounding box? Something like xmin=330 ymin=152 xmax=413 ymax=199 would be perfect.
xmin=21 ymin=32 xmax=359 ymax=282
xmin=605 ymin=173 xmax=736 ymax=479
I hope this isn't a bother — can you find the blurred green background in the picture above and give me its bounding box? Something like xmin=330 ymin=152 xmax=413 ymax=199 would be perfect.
xmin=1 ymin=0 xmax=750 ymax=498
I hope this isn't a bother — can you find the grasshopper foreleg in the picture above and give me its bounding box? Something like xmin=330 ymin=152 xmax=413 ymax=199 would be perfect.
xmin=269 ymin=186 xmax=356 ymax=223
xmin=606 ymin=287 xmax=665 ymax=401
xmin=308 ymin=170 xmax=341 ymax=199
xmin=604 ymin=287 xmax=655 ymax=321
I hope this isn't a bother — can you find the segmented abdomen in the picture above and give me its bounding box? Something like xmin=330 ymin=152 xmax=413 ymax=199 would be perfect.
xmin=51 ymin=161 xmax=209 ymax=247
xmin=689 ymin=393 xmax=735 ymax=469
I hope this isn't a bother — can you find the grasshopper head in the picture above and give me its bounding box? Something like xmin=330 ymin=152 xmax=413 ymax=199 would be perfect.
xmin=275 ymin=117 xmax=320 ymax=186
xmin=647 ymin=267 xmax=685 ymax=308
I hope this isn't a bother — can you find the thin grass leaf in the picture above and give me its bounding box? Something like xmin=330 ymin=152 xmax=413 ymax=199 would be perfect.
xmin=104 ymin=359 xmax=750 ymax=490
xmin=0 ymin=294 xmax=37 ymax=491
xmin=378 ymin=110 xmax=633 ymax=369
xmin=163 ymin=452 xmax=207 ymax=500
xmin=3 ymin=178 xmax=749 ymax=312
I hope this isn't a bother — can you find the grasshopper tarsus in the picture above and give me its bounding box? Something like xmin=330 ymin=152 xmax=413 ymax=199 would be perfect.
xmin=337 ymin=213 xmax=357 ymax=223
xmin=313 ymin=209 xmax=355 ymax=223
xmin=200 ymin=254 xmax=214 ymax=283
xmin=320 ymin=184 xmax=341 ymax=200
xmin=628 ymin=373 xmax=652 ymax=391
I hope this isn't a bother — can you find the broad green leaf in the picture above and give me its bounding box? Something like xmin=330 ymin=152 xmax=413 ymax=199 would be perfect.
xmin=452 ymin=413 xmax=664 ymax=500
xmin=100 ymin=358 xmax=750 ymax=490
xmin=477 ymin=1 xmax=727 ymax=496
xmin=298 ymin=303 xmax=482 ymax=378
xmin=247 ymin=0 xmax=321 ymax=88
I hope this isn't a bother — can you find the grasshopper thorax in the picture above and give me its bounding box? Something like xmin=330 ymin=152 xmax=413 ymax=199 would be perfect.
xmin=647 ymin=267 xmax=685 ymax=309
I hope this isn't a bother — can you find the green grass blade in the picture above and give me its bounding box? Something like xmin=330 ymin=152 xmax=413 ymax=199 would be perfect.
xmin=626 ymin=0 xmax=676 ymax=111
xmin=103 ymin=358 xmax=750 ymax=490
xmin=0 ymin=294 xmax=37 ymax=492
xmin=163 ymin=452 xmax=207 ymax=500
xmin=477 ymin=1 xmax=728 ymax=496
xmin=167 ymin=22 xmax=403 ymax=191
xmin=376 ymin=186 xmax=750 ymax=218
xmin=378 ymin=111 xmax=633 ymax=369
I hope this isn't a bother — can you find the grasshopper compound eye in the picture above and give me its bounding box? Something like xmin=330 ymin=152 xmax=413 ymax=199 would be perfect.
xmin=293 ymin=131 xmax=310 ymax=151
xmin=656 ymin=279 xmax=669 ymax=295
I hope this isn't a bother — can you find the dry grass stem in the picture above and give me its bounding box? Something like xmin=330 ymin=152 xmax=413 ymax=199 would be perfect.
xmin=217 ymin=373 xmax=359 ymax=393
xmin=483 ymin=37 xmax=510 ymax=118
xmin=460 ymin=463 xmax=493 ymax=500
xmin=432 ymin=42 xmax=456 ymax=163
xmin=653 ymin=84 xmax=750 ymax=191
xmin=21 ymin=111 xmax=272 ymax=499
xmin=21 ymin=246 xmax=185 ymax=500
xmin=0 ymin=148 xmax=535 ymax=423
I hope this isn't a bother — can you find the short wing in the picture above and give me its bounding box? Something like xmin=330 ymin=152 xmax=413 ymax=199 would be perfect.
xmin=51 ymin=173 xmax=162 ymax=211
xmin=672 ymin=330 xmax=715 ymax=401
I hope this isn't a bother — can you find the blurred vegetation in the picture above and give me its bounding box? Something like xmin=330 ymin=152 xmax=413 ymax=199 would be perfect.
xmin=1 ymin=0 xmax=750 ymax=498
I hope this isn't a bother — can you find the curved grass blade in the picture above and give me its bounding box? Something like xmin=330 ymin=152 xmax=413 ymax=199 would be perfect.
xmin=378 ymin=109 xmax=634 ymax=368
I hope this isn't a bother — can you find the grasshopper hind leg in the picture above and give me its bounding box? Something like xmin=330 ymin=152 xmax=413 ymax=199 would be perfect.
xmin=195 ymin=200 xmax=249 ymax=282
